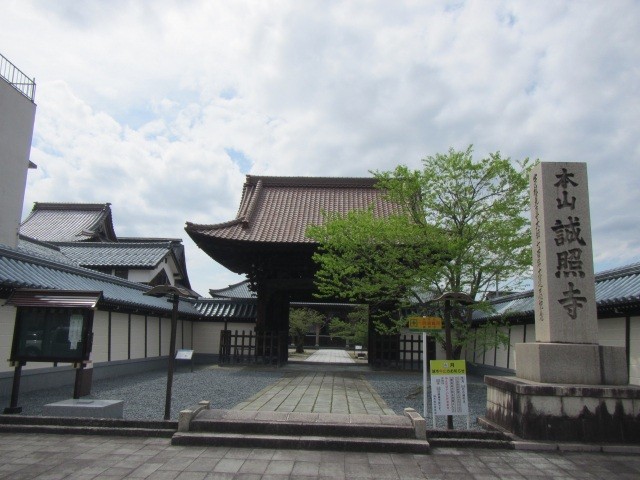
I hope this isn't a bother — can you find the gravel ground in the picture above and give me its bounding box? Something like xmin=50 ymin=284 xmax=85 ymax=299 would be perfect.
xmin=365 ymin=370 xmax=487 ymax=430
xmin=1 ymin=364 xmax=487 ymax=430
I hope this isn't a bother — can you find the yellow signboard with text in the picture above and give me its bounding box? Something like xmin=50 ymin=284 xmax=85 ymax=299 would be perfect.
xmin=408 ymin=316 xmax=443 ymax=332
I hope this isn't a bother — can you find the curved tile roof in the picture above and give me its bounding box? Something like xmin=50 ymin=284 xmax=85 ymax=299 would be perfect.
xmin=210 ymin=280 xmax=256 ymax=299
xmin=20 ymin=203 xmax=117 ymax=242
xmin=0 ymin=244 xmax=199 ymax=317
xmin=56 ymin=242 xmax=171 ymax=268
xmin=192 ymin=298 xmax=256 ymax=320
xmin=186 ymin=175 xmax=401 ymax=244
xmin=475 ymin=262 xmax=640 ymax=321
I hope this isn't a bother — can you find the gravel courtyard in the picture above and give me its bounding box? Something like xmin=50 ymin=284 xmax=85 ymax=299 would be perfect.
xmin=0 ymin=363 xmax=488 ymax=430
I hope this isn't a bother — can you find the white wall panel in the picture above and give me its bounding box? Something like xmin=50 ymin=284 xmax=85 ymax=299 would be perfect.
xmin=509 ymin=325 xmax=525 ymax=371
xmin=0 ymin=305 xmax=17 ymax=374
xmin=91 ymin=311 xmax=109 ymax=363
xmin=147 ymin=317 xmax=160 ymax=357
xmin=495 ymin=326 xmax=510 ymax=369
xmin=110 ymin=313 xmax=128 ymax=361
xmin=630 ymin=316 xmax=639 ymax=386
xmin=598 ymin=317 xmax=625 ymax=347
xmin=160 ymin=317 xmax=171 ymax=356
xmin=130 ymin=314 xmax=146 ymax=359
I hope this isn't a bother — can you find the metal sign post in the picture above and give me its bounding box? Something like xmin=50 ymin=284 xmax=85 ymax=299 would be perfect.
xmin=429 ymin=359 xmax=470 ymax=429
xmin=408 ymin=316 xmax=443 ymax=425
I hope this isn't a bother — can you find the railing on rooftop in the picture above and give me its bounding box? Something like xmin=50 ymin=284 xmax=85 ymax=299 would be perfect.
xmin=0 ymin=53 xmax=36 ymax=101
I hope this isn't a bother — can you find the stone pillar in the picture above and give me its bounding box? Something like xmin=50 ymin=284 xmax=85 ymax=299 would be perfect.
xmin=482 ymin=162 xmax=639 ymax=444
xmin=515 ymin=162 xmax=626 ymax=385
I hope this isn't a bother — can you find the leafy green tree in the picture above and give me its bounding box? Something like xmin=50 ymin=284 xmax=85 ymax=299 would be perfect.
xmin=309 ymin=145 xmax=534 ymax=359
xmin=308 ymin=209 xmax=444 ymax=332
xmin=289 ymin=308 xmax=325 ymax=353
xmin=328 ymin=305 xmax=369 ymax=347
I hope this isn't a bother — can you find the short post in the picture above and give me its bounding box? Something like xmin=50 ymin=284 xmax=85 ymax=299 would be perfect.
xmin=3 ymin=361 xmax=25 ymax=414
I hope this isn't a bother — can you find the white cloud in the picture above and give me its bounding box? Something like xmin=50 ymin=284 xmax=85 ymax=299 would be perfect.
xmin=2 ymin=0 xmax=640 ymax=294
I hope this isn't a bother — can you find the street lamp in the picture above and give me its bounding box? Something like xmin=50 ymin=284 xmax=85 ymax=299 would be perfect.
xmin=143 ymin=285 xmax=194 ymax=421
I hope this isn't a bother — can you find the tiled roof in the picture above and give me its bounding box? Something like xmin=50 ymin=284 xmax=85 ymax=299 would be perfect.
xmin=186 ymin=176 xmax=401 ymax=244
xmin=0 ymin=244 xmax=201 ymax=317
xmin=474 ymin=262 xmax=640 ymax=321
xmin=210 ymin=280 xmax=256 ymax=299
xmin=192 ymin=298 xmax=256 ymax=320
xmin=119 ymin=237 xmax=192 ymax=289
xmin=56 ymin=242 xmax=171 ymax=268
xmin=20 ymin=203 xmax=117 ymax=242
xmin=17 ymin=236 xmax=78 ymax=266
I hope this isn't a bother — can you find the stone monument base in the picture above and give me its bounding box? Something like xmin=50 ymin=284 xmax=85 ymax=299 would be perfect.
xmin=515 ymin=343 xmax=628 ymax=385
xmin=43 ymin=399 xmax=124 ymax=419
xmin=483 ymin=376 xmax=640 ymax=443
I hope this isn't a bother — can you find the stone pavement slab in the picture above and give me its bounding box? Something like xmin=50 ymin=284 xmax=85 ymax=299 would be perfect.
xmin=304 ymin=348 xmax=355 ymax=363
xmin=1 ymin=433 xmax=640 ymax=479
xmin=233 ymin=370 xmax=395 ymax=415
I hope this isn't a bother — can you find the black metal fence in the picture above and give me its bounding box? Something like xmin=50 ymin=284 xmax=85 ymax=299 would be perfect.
xmin=219 ymin=330 xmax=287 ymax=366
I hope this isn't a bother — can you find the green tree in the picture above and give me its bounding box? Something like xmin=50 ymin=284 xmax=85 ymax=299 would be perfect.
xmin=328 ymin=305 xmax=369 ymax=347
xmin=289 ymin=308 xmax=325 ymax=354
xmin=309 ymin=146 xmax=534 ymax=359
xmin=308 ymin=208 xmax=444 ymax=332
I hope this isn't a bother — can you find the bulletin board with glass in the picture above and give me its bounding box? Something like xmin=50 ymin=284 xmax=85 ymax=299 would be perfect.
xmin=10 ymin=307 xmax=94 ymax=363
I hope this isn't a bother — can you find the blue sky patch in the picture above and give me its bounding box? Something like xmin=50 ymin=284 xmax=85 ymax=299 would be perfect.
xmin=225 ymin=147 xmax=252 ymax=173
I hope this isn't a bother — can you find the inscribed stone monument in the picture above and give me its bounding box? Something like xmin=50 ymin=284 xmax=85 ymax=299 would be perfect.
xmin=482 ymin=161 xmax=639 ymax=443
xmin=516 ymin=162 xmax=626 ymax=384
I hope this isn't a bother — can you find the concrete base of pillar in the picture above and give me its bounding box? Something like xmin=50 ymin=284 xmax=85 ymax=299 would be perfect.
xmin=43 ymin=399 xmax=124 ymax=419
xmin=515 ymin=343 xmax=628 ymax=385
xmin=483 ymin=376 xmax=640 ymax=443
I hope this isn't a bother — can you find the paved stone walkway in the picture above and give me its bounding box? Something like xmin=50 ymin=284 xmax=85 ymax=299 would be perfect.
xmin=303 ymin=349 xmax=354 ymax=363
xmin=233 ymin=371 xmax=394 ymax=415
xmin=1 ymin=432 xmax=639 ymax=479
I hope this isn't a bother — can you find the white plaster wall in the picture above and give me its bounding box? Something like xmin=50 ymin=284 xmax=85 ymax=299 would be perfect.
xmin=0 ymin=79 xmax=36 ymax=248
xmin=130 ymin=313 xmax=146 ymax=359
xmin=160 ymin=317 xmax=171 ymax=355
xmin=91 ymin=311 xmax=109 ymax=363
xmin=495 ymin=326 xmax=510 ymax=369
xmin=630 ymin=316 xmax=639 ymax=386
xmin=147 ymin=317 xmax=160 ymax=357
xmin=192 ymin=322 xmax=253 ymax=354
xmin=192 ymin=322 xmax=220 ymax=354
xmin=483 ymin=327 xmax=497 ymax=366
xmin=127 ymin=256 xmax=179 ymax=286
xmin=598 ymin=317 xmax=626 ymax=347
xmin=509 ymin=325 xmax=525 ymax=371
xmin=110 ymin=313 xmax=128 ymax=361
xmin=181 ymin=321 xmax=193 ymax=349
xmin=525 ymin=323 xmax=536 ymax=343
xmin=0 ymin=304 xmax=17 ymax=374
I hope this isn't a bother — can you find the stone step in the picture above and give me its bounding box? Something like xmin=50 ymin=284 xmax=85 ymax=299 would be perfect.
xmin=0 ymin=423 xmax=174 ymax=438
xmin=0 ymin=414 xmax=176 ymax=430
xmin=0 ymin=414 xmax=176 ymax=438
xmin=172 ymin=431 xmax=430 ymax=453
xmin=427 ymin=437 xmax=514 ymax=449
xmin=189 ymin=409 xmax=415 ymax=439
xmin=426 ymin=429 xmax=511 ymax=441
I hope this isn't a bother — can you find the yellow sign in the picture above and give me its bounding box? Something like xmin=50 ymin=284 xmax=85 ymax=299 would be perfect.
xmin=429 ymin=360 xmax=467 ymax=376
xmin=408 ymin=316 xmax=443 ymax=331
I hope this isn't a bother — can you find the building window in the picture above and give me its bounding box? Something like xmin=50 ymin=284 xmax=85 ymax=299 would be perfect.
xmin=114 ymin=268 xmax=128 ymax=279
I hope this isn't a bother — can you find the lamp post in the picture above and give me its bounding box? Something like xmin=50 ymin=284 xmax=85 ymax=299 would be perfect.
xmin=144 ymin=285 xmax=193 ymax=421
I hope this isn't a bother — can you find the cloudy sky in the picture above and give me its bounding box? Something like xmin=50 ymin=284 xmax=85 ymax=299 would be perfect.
xmin=2 ymin=0 xmax=639 ymax=296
